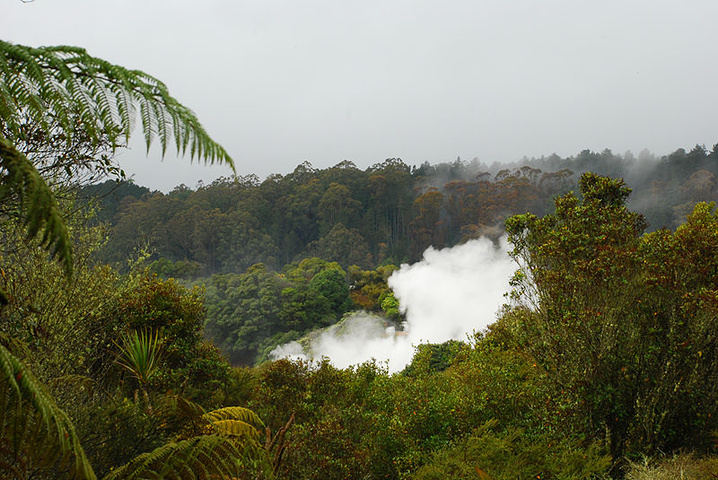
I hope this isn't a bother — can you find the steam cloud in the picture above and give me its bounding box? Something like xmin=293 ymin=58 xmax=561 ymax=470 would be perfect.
xmin=270 ymin=236 xmax=516 ymax=372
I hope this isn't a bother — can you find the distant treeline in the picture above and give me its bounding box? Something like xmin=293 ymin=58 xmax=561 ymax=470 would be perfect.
xmin=83 ymin=144 xmax=718 ymax=277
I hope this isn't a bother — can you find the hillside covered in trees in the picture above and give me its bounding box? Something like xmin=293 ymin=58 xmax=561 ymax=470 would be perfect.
xmin=90 ymin=145 xmax=718 ymax=276
xmin=2 ymin=38 xmax=718 ymax=480
xmin=82 ymin=145 xmax=718 ymax=369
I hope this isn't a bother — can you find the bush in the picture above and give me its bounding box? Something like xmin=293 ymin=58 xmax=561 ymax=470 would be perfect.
xmin=413 ymin=420 xmax=611 ymax=480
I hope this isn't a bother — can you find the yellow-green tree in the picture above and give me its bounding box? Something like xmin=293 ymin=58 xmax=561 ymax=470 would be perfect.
xmin=504 ymin=172 xmax=718 ymax=458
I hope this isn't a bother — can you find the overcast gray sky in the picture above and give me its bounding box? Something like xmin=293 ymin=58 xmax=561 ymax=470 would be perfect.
xmin=5 ymin=0 xmax=718 ymax=191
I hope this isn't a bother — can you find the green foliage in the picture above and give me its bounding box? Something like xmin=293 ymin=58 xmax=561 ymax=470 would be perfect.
xmin=87 ymin=145 xmax=718 ymax=282
xmin=504 ymin=172 xmax=718 ymax=458
xmin=413 ymin=420 xmax=610 ymax=480
xmin=203 ymin=406 xmax=265 ymax=441
xmin=149 ymin=258 xmax=202 ymax=280
xmin=307 ymin=265 xmax=352 ymax=314
xmin=0 ymin=215 xmax=123 ymax=384
xmin=245 ymin=334 xmax=598 ymax=480
xmin=102 ymin=434 xmax=268 ymax=480
xmin=401 ymin=340 xmax=463 ymax=377
xmin=5 ymin=60 xmax=718 ymax=480
xmin=0 ymin=40 xmax=233 ymax=166
xmin=202 ymin=260 xmax=354 ymax=365
xmin=347 ymin=264 xmax=398 ymax=312
xmin=203 ymin=266 xmax=285 ymax=365
xmin=380 ymin=291 xmax=402 ymax=321
xmin=250 ymin=359 xmax=311 ymax=429
xmin=307 ymin=222 xmax=374 ymax=269
xmin=73 ymin=397 xmax=165 ymax=478
xmin=97 ymin=158 xmax=580 ymax=275
xmin=0 ymin=37 xmax=270 ymax=480
xmin=0 ymin=39 xmax=233 ymax=274
xmin=0 ymin=137 xmax=74 ymax=274
xmin=0 ymin=344 xmax=95 ymax=479
xmin=112 ymin=273 xmax=228 ymax=403
xmin=79 ymin=180 xmax=151 ymax=226
xmin=115 ymin=329 xmax=164 ymax=387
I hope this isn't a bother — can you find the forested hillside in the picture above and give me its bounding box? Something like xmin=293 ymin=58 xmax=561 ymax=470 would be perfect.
xmin=80 ymin=146 xmax=718 ymax=369
xmin=89 ymin=145 xmax=718 ymax=277
xmin=2 ymin=38 xmax=718 ymax=480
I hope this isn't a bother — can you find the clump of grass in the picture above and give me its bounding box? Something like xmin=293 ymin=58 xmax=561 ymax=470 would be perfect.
xmin=625 ymin=452 xmax=718 ymax=480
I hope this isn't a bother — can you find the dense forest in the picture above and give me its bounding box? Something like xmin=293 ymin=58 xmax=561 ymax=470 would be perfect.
xmin=83 ymin=145 xmax=718 ymax=367
xmin=2 ymin=39 xmax=718 ymax=479
xmin=89 ymin=145 xmax=718 ymax=275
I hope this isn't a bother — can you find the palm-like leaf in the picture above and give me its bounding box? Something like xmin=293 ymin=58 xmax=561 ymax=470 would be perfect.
xmin=101 ymin=435 xmax=259 ymax=480
xmin=104 ymin=406 xmax=271 ymax=480
xmin=0 ymin=344 xmax=95 ymax=479
xmin=115 ymin=329 xmax=164 ymax=386
xmin=0 ymin=40 xmax=234 ymax=167
xmin=0 ymin=39 xmax=235 ymax=275
xmin=204 ymin=406 xmax=265 ymax=442
xmin=203 ymin=406 xmax=266 ymax=431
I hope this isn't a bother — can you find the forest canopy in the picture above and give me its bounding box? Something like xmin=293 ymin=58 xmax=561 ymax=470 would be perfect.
xmin=90 ymin=144 xmax=718 ymax=276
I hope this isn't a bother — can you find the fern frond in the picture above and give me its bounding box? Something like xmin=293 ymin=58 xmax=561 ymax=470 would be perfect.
xmin=0 ymin=136 xmax=73 ymax=275
xmin=106 ymin=405 xmax=272 ymax=479
xmin=212 ymin=419 xmax=263 ymax=441
xmin=156 ymin=393 xmax=207 ymax=437
xmin=102 ymin=435 xmax=259 ymax=480
xmin=0 ymin=39 xmax=235 ymax=169
xmin=0 ymin=344 xmax=95 ymax=479
xmin=0 ymin=39 xmax=234 ymax=275
xmin=203 ymin=406 xmax=266 ymax=432
xmin=157 ymin=393 xmax=206 ymax=421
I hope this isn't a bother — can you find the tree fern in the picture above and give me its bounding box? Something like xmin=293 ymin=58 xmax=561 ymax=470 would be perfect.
xmin=102 ymin=434 xmax=266 ymax=480
xmin=0 ymin=39 xmax=235 ymax=275
xmin=203 ymin=406 xmax=266 ymax=440
xmin=0 ymin=344 xmax=95 ymax=479
xmin=0 ymin=137 xmax=73 ymax=273
xmin=104 ymin=405 xmax=272 ymax=480
xmin=0 ymin=40 xmax=234 ymax=166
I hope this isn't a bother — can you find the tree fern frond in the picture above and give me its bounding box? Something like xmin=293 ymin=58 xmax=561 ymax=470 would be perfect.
xmin=102 ymin=435 xmax=248 ymax=480
xmin=0 ymin=136 xmax=73 ymax=275
xmin=158 ymin=393 xmax=206 ymax=422
xmin=152 ymin=96 xmax=169 ymax=157
xmin=0 ymin=39 xmax=234 ymax=275
xmin=211 ymin=419 xmax=262 ymax=441
xmin=106 ymin=80 xmax=134 ymax=139
xmin=105 ymin=405 xmax=272 ymax=479
xmin=138 ymin=95 xmax=155 ymax=153
xmin=203 ymin=406 xmax=266 ymax=433
xmin=0 ymin=39 xmax=235 ymax=169
xmin=0 ymin=344 xmax=96 ymax=479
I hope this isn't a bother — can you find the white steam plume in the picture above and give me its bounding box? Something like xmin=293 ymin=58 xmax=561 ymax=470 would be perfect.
xmin=270 ymin=236 xmax=516 ymax=372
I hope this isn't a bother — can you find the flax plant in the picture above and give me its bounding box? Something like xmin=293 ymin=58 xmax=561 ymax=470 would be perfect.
xmin=115 ymin=329 xmax=164 ymax=410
